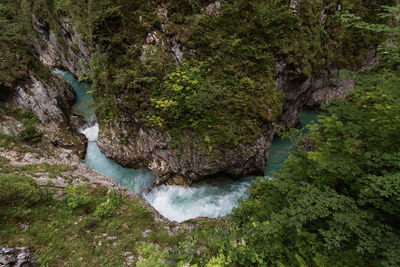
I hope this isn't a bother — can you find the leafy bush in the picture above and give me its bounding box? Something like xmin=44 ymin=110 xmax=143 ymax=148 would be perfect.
xmin=0 ymin=0 xmax=32 ymax=88
xmin=136 ymin=242 xmax=168 ymax=267
xmin=64 ymin=185 xmax=92 ymax=211
xmin=215 ymin=70 xmax=400 ymax=266
xmin=93 ymin=189 xmax=122 ymax=218
xmin=0 ymin=174 xmax=44 ymax=220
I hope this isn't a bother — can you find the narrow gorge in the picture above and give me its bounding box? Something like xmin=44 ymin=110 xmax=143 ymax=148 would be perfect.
xmin=0 ymin=0 xmax=368 ymax=229
xmin=1 ymin=0 xmax=357 ymax=222
xmin=1 ymin=0 xmax=399 ymax=266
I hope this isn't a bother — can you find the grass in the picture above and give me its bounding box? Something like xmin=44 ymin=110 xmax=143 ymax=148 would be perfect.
xmin=0 ymin=156 xmax=182 ymax=266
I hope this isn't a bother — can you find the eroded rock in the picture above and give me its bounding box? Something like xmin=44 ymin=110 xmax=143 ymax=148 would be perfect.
xmin=97 ymin=119 xmax=276 ymax=186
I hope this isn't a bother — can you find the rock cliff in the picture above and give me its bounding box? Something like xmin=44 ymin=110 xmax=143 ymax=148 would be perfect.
xmin=31 ymin=15 xmax=90 ymax=78
xmin=96 ymin=64 xmax=356 ymax=186
xmin=276 ymin=63 xmax=356 ymax=128
xmin=2 ymin=14 xmax=91 ymax=159
xmin=97 ymin=115 xmax=275 ymax=186
xmin=94 ymin=2 xmax=360 ymax=186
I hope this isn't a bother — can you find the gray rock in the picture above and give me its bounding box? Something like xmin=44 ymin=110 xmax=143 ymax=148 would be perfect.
xmin=125 ymin=255 xmax=134 ymax=266
xmin=124 ymin=252 xmax=132 ymax=257
xmin=0 ymin=118 xmax=22 ymax=136
xmin=31 ymin=15 xmax=90 ymax=78
xmin=205 ymin=1 xmax=221 ymax=15
xmin=275 ymin=62 xmax=355 ymax=128
xmin=142 ymin=229 xmax=152 ymax=238
xmin=0 ymin=246 xmax=36 ymax=267
xmin=14 ymin=71 xmax=74 ymax=129
xmin=106 ymin=236 xmax=118 ymax=241
xmin=97 ymin=118 xmax=275 ymax=186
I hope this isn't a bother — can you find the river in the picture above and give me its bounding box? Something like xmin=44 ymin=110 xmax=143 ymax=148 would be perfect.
xmin=54 ymin=69 xmax=319 ymax=222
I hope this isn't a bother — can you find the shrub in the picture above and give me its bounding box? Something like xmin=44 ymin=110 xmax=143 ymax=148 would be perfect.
xmin=93 ymin=189 xmax=122 ymax=218
xmin=0 ymin=174 xmax=43 ymax=208
xmin=64 ymin=185 xmax=92 ymax=211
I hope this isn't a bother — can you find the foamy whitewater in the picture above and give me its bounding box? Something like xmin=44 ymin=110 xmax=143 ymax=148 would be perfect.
xmin=143 ymin=177 xmax=253 ymax=222
xmin=55 ymin=69 xmax=318 ymax=222
xmin=78 ymin=122 xmax=253 ymax=222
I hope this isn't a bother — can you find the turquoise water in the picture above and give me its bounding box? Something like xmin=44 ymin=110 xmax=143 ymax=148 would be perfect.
xmin=145 ymin=109 xmax=319 ymax=221
xmin=144 ymin=177 xmax=253 ymax=222
xmin=55 ymin=70 xmax=319 ymax=222
xmin=54 ymin=70 xmax=155 ymax=194
xmin=264 ymin=108 xmax=320 ymax=175
xmin=299 ymin=108 xmax=321 ymax=128
xmin=53 ymin=69 xmax=95 ymax=121
xmin=80 ymin=124 xmax=155 ymax=194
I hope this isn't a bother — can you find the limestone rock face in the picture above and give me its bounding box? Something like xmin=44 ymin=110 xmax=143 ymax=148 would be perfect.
xmin=276 ymin=48 xmax=380 ymax=128
xmin=11 ymin=72 xmax=87 ymax=158
xmin=31 ymin=15 xmax=91 ymax=78
xmin=14 ymin=72 xmax=74 ymax=129
xmin=97 ymin=115 xmax=276 ymax=186
xmin=0 ymin=246 xmax=36 ymax=267
xmin=205 ymin=1 xmax=221 ymax=15
xmin=276 ymin=62 xmax=355 ymax=128
xmin=6 ymin=15 xmax=91 ymax=159
xmin=12 ymin=14 xmax=91 ymax=128
xmin=306 ymin=76 xmax=356 ymax=107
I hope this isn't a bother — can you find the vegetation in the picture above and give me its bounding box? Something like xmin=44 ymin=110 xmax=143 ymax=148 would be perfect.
xmin=1 ymin=1 xmax=400 ymax=266
xmin=222 ymin=70 xmax=400 ymax=266
xmin=0 ymin=0 xmax=32 ymax=88
xmin=159 ymin=7 xmax=400 ymax=266
xmin=55 ymin=0 xmax=393 ymax=150
xmin=0 ymin=104 xmax=43 ymax=144
xmin=0 ymin=156 xmax=180 ymax=266
xmin=138 ymin=70 xmax=397 ymax=267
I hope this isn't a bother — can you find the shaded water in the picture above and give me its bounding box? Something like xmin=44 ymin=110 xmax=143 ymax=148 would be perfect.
xmin=264 ymin=108 xmax=320 ymax=175
xmin=53 ymin=69 xmax=95 ymax=121
xmin=55 ymin=70 xmax=319 ymax=222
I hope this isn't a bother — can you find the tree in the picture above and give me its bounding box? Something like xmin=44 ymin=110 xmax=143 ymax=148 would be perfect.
xmin=340 ymin=3 xmax=400 ymax=67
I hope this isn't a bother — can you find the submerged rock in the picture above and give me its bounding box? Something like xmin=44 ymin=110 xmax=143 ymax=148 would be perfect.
xmin=49 ymin=131 xmax=87 ymax=159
